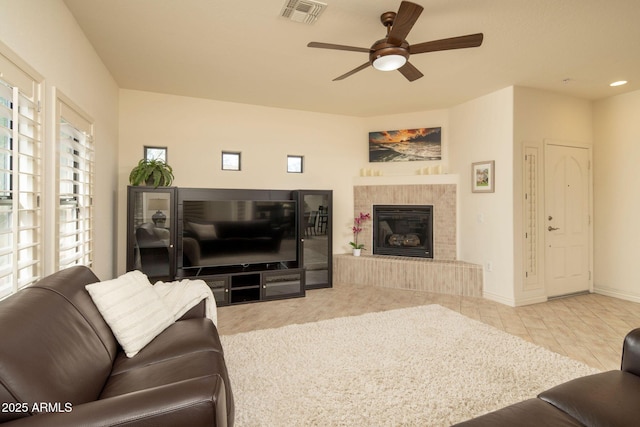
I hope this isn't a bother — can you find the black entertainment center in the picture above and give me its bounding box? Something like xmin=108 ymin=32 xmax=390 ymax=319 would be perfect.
xmin=126 ymin=186 xmax=332 ymax=306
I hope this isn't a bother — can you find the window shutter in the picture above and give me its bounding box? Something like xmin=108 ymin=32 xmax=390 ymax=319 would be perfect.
xmin=56 ymin=94 xmax=94 ymax=270
xmin=0 ymin=48 xmax=43 ymax=299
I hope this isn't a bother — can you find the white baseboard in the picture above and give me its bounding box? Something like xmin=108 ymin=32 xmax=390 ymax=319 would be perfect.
xmin=513 ymin=295 xmax=548 ymax=307
xmin=482 ymin=291 xmax=516 ymax=307
xmin=594 ymin=285 xmax=640 ymax=304
xmin=483 ymin=290 xmax=548 ymax=307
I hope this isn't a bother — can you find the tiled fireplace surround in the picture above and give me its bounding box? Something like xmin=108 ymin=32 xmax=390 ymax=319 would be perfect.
xmin=333 ymin=184 xmax=483 ymax=297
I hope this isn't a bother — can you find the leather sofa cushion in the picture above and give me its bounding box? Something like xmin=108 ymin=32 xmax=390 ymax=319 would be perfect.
xmin=104 ymin=318 xmax=234 ymax=426
xmin=31 ymin=265 xmax=119 ymax=359
xmin=0 ymin=287 xmax=114 ymax=423
xmin=539 ymin=371 xmax=640 ymax=427
xmin=100 ymin=350 xmax=228 ymax=398
xmin=452 ymin=398 xmax=584 ymax=426
xmin=111 ymin=318 xmax=224 ymax=375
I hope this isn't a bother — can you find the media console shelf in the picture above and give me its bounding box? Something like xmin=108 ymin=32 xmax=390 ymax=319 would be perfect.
xmin=195 ymin=268 xmax=305 ymax=306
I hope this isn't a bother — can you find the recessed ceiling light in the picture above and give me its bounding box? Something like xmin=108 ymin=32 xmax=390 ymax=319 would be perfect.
xmin=610 ymin=80 xmax=628 ymax=87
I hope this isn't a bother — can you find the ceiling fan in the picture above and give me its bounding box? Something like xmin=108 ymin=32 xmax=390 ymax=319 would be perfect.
xmin=307 ymin=1 xmax=483 ymax=82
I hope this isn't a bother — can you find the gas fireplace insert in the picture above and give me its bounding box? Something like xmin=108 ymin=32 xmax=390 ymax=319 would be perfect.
xmin=373 ymin=205 xmax=433 ymax=258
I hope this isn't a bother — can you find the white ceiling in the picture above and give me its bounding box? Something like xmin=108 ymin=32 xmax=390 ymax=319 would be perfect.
xmin=63 ymin=0 xmax=640 ymax=117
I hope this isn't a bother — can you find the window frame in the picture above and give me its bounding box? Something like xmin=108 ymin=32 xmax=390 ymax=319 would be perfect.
xmin=144 ymin=146 xmax=167 ymax=162
xmin=221 ymin=151 xmax=241 ymax=171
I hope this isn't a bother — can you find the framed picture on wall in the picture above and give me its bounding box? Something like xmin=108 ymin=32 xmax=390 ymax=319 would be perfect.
xmin=368 ymin=127 xmax=441 ymax=162
xmin=471 ymin=160 xmax=495 ymax=193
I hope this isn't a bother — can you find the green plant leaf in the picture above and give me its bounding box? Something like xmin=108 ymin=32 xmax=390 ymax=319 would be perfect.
xmin=129 ymin=159 xmax=174 ymax=187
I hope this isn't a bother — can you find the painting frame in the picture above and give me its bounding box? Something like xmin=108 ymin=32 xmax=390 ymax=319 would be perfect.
xmin=368 ymin=127 xmax=442 ymax=162
xmin=471 ymin=160 xmax=495 ymax=193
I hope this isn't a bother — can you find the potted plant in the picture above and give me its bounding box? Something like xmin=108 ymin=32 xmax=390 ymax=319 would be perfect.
xmin=349 ymin=212 xmax=371 ymax=256
xmin=129 ymin=159 xmax=174 ymax=188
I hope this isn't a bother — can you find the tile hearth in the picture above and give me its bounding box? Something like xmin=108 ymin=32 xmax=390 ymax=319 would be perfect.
xmin=334 ymin=254 xmax=483 ymax=297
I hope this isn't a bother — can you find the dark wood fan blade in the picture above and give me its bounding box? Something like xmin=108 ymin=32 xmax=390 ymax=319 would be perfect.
xmin=333 ymin=62 xmax=371 ymax=81
xmin=398 ymin=61 xmax=423 ymax=82
xmin=410 ymin=33 xmax=484 ymax=54
xmin=308 ymin=42 xmax=370 ymax=53
xmin=387 ymin=1 xmax=424 ymax=46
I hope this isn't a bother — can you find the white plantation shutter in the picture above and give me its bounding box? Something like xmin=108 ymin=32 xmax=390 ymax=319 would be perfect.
xmin=0 ymin=48 xmax=43 ymax=299
xmin=56 ymin=93 xmax=94 ymax=270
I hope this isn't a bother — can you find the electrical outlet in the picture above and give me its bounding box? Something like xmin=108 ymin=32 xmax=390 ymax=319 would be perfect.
xmin=486 ymin=262 xmax=493 ymax=272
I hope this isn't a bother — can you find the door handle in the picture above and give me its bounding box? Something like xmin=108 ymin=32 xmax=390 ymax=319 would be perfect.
xmin=548 ymin=226 xmax=560 ymax=231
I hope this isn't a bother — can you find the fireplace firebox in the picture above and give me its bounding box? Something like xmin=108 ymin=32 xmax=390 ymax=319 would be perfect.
xmin=373 ymin=205 xmax=433 ymax=258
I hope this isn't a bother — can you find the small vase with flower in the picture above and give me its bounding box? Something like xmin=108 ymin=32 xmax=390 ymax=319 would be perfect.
xmin=349 ymin=212 xmax=371 ymax=256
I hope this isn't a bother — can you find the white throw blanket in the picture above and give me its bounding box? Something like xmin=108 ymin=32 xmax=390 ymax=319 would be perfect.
xmin=153 ymin=279 xmax=218 ymax=326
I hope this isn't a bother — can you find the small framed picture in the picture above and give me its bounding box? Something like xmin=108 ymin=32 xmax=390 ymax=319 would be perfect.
xmin=471 ymin=160 xmax=495 ymax=193
xmin=287 ymin=155 xmax=303 ymax=173
xmin=144 ymin=146 xmax=167 ymax=162
xmin=222 ymin=151 xmax=241 ymax=171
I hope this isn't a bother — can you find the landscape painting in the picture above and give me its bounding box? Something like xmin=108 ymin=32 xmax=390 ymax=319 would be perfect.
xmin=369 ymin=127 xmax=441 ymax=162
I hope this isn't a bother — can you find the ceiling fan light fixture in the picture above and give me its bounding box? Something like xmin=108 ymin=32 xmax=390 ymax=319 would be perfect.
xmin=370 ymin=44 xmax=409 ymax=71
xmin=373 ymin=54 xmax=407 ymax=71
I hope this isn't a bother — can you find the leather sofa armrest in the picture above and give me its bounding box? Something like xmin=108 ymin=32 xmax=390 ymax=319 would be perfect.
xmin=178 ymin=299 xmax=207 ymax=320
xmin=621 ymin=328 xmax=640 ymax=375
xmin=3 ymin=375 xmax=227 ymax=427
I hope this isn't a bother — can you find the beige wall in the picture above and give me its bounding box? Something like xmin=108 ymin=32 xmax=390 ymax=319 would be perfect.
xmin=0 ymin=0 xmax=119 ymax=280
xmin=593 ymin=89 xmax=640 ymax=301
xmin=449 ymin=87 xmax=515 ymax=304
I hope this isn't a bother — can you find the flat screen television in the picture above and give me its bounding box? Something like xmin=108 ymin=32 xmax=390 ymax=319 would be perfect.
xmin=180 ymin=199 xmax=297 ymax=270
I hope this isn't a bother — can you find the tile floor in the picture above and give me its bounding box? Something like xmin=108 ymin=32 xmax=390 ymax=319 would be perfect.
xmin=217 ymin=281 xmax=640 ymax=371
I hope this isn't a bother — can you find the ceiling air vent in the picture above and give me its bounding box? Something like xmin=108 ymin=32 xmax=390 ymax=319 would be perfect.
xmin=280 ymin=0 xmax=327 ymax=24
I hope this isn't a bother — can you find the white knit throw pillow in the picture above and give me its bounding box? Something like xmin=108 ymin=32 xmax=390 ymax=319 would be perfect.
xmin=86 ymin=270 xmax=174 ymax=357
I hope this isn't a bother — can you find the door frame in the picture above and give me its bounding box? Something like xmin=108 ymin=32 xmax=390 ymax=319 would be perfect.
xmin=543 ymin=139 xmax=593 ymax=297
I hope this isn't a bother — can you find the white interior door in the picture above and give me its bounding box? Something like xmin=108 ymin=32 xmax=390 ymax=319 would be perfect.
xmin=544 ymin=144 xmax=591 ymax=297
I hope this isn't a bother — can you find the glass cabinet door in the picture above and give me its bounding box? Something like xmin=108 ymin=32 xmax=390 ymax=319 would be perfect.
xmin=201 ymin=275 xmax=229 ymax=306
xmin=262 ymin=269 xmax=305 ymax=300
xmin=295 ymin=190 xmax=332 ymax=289
xmin=127 ymin=186 xmax=176 ymax=282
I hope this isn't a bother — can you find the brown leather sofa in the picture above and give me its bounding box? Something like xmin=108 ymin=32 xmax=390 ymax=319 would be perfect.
xmin=454 ymin=328 xmax=640 ymax=426
xmin=0 ymin=266 xmax=234 ymax=426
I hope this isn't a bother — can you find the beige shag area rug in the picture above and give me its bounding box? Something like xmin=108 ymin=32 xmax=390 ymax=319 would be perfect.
xmin=221 ymin=305 xmax=600 ymax=426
